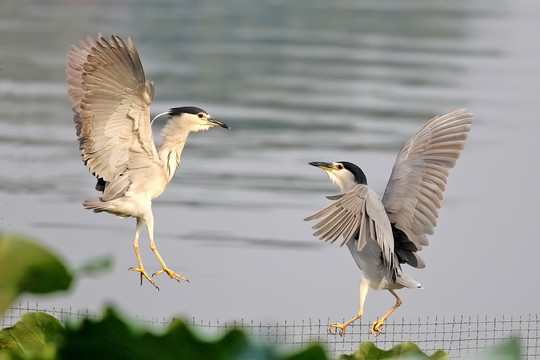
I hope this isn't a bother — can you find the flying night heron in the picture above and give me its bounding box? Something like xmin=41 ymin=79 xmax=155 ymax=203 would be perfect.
xmin=66 ymin=34 xmax=229 ymax=289
xmin=305 ymin=109 xmax=472 ymax=336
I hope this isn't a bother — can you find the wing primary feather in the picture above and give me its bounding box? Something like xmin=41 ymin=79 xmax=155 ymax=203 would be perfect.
xmin=323 ymin=211 xmax=355 ymax=244
xmin=381 ymin=109 xmax=472 ymax=267
xmin=340 ymin=213 xmax=361 ymax=247
xmin=304 ymin=202 xmax=340 ymax=222
xmin=67 ymin=34 xmax=159 ymax=195
xmin=315 ymin=203 xmax=354 ymax=242
xmin=309 ymin=206 xmax=343 ymax=230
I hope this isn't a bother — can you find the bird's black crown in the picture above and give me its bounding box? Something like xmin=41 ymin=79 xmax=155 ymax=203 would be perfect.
xmin=339 ymin=161 xmax=368 ymax=185
xmin=168 ymin=106 xmax=208 ymax=117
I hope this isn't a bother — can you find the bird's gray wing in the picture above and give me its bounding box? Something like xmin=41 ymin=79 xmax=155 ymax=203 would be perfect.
xmin=305 ymin=184 xmax=397 ymax=277
xmin=66 ymin=34 xmax=158 ymax=200
xmin=381 ymin=108 xmax=473 ymax=268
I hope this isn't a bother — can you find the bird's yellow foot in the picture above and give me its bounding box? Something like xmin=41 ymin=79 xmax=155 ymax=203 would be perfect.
xmin=152 ymin=267 xmax=189 ymax=283
xmin=129 ymin=266 xmax=159 ymax=290
xmin=370 ymin=320 xmax=385 ymax=336
xmin=329 ymin=323 xmax=348 ymax=336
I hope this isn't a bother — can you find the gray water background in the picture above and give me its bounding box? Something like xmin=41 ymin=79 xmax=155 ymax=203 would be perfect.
xmin=1 ymin=0 xmax=539 ymax=325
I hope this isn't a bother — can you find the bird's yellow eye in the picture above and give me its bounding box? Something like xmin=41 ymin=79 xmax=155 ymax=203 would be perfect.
xmin=337 ymin=164 xmax=344 ymax=170
xmin=197 ymin=113 xmax=204 ymax=118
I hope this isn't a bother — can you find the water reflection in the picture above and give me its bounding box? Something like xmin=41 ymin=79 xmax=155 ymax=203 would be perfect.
xmin=2 ymin=0 xmax=538 ymax=325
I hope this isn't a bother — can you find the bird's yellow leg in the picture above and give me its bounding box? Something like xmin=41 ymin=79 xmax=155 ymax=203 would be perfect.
xmin=144 ymin=212 xmax=189 ymax=283
xmin=129 ymin=218 xmax=159 ymax=289
xmin=330 ymin=313 xmax=363 ymax=336
xmin=370 ymin=289 xmax=402 ymax=336
xmin=330 ymin=276 xmax=369 ymax=336
xmin=150 ymin=243 xmax=189 ymax=283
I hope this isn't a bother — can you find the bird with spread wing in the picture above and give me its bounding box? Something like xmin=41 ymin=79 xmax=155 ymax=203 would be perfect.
xmin=66 ymin=34 xmax=229 ymax=289
xmin=305 ymin=109 xmax=472 ymax=336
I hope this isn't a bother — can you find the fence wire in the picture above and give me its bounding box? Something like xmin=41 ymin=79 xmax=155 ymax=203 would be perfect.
xmin=1 ymin=302 xmax=537 ymax=359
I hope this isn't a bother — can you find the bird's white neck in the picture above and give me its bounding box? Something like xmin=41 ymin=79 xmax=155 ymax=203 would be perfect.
xmin=161 ymin=143 xmax=186 ymax=181
xmin=327 ymin=171 xmax=358 ymax=193
xmin=158 ymin=120 xmax=192 ymax=181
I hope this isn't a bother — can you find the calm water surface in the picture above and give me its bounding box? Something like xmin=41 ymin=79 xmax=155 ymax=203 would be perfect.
xmin=1 ymin=0 xmax=539 ymax=324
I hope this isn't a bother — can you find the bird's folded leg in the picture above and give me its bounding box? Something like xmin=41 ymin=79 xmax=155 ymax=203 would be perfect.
xmin=370 ymin=289 xmax=402 ymax=336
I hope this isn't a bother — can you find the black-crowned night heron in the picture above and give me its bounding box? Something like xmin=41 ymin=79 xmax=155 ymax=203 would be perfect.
xmin=66 ymin=34 xmax=229 ymax=289
xmin=305 ymin=109 xmax=472 ymax=336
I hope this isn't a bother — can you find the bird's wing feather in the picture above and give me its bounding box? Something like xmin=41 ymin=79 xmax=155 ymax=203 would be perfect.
xmin=382 ymin=109 xmax=473 ymax=267
xmin=66 ymin=34 xmax=158 ymax=200
xmin=305 ymin=184 xmax=398 ymax=277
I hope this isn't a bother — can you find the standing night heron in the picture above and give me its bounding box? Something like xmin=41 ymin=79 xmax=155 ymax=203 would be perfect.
xmin=66 ymin=34 xmax=229 ymax=289
xmin=305 ymin=109 xmax=472 ymax=336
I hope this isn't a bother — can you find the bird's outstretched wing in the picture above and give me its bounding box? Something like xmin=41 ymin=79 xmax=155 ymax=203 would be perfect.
xmin=382 ymin=109 xmax=473 ymax=268
xmin=305 ymin=184 xmax=398 ymax=278
xmin=66 ymin=34 xmax=158 ymax=201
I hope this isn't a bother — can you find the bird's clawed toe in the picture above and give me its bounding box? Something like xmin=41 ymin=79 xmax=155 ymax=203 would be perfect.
xmin=329 ymin=323 xmax=347 ymax=336
xmin=152 ymin=267 xmax=189 ymax=283
xmin=370 ymin=320 xmax=385 ymax=336
xmin=129 ymin=266 xmax=160 ymax=290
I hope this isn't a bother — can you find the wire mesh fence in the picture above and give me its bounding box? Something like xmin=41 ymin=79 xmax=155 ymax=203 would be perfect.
xmin=2 ymin=302 xmax=537 ymax=359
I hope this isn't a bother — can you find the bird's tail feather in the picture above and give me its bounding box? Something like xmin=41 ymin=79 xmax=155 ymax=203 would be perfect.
xmin=397 ymin=274 xmax=423 ymax=289
xmin=83 ymin=198 xmax=103 ymax=211
xmin=83 ymin=198 xmax=130 ymax=218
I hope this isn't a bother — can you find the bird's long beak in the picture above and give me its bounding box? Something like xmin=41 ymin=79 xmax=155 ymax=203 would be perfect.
xmin=208 ymin=117 xmax=230 ymax=129
xmin=309 ymin=161 xmax=336 ymax=171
